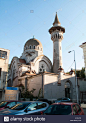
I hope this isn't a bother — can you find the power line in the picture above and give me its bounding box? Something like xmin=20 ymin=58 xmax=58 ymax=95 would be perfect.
xmin=66 ymin=61 xmax=75 ymax=72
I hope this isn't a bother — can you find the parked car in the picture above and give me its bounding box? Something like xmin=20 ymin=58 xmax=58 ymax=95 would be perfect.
xmin=43 ymin=102 xmax=84 ymax=115
xmin=0 ymin=100 xmax=21 ymax=111
xmin=0 ymin=101 xmax=49 ymax=115
xmin=36 ymin=98 xmax=52 ymax=105
xmin=54 ymin=97 xmax=71 ymax=103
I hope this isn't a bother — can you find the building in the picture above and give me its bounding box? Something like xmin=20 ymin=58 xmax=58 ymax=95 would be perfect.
xmin=49 ymin=12 xmax=65 ymax=73
xmin=79 ymin=42 xmax=86 ymax=77
xmin=7 ymin=38 xmax=52 ymax=87
xmin=0 ymin=48 xmax=10 ymax=101
xmin=78 ymin=42 xmax=86 ymax=102
xmin=7 ymin=13 xmax=77 ymax=101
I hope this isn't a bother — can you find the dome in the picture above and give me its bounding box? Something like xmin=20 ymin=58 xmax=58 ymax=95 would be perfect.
xmin=24 ymin=38 xmax=43 ymax=50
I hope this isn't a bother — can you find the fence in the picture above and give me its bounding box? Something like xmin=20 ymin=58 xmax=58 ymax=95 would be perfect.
xmin=5 ymin=94 xmax=18 ymax=100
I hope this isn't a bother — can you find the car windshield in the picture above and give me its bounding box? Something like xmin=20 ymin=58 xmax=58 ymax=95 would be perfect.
xmin=44 ymin=105 xmax=72 ymax=115
xmin=0 ymin=101 xmax=8 ymax=108
xmin=10 ymin=103 xmax=30 ymax=110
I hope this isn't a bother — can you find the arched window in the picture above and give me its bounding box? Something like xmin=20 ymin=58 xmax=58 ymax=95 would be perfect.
xmin=38 ymin=46 xmax=39 ymax=50
xmin=41 ymin=48 xmax=42 ymax=51
xmin=56 ymin=34 xmax=57 ymax=38
xmin=29 ymin=45 xmax=32 ymax=49
xmin=33 ymin=45 xmax=35 ymax=49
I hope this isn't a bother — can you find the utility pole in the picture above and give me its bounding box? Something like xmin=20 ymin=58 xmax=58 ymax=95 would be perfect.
xmin=68 ymin=50 xmax=79 ymax=104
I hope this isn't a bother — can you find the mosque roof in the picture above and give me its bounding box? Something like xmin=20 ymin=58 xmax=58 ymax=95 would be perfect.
xmin=24 ymin=38 xmax=43 ymax=48
xmin=53 ymin=12 xmax=61 ymax=25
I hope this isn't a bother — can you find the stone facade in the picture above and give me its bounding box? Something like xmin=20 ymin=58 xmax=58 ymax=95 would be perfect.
xmin=44 ymin=73 xmax=76 ymax=101
xmin=7 ymin=13 xmax=78 ymax=102
xmin=7 ymin=38 xmax=52 ymax=87
xmin=17 ymin=72 xmax=76 ymax=102
xmin=77 ymin=78 xmax=86 ymax=102
xmin=49 ymin=13 xmax=65 ymax=73
xmin=0 ymin=48 xmax=10 ymax=101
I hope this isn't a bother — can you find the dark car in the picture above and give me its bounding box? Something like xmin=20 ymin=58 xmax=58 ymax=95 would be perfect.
xmin=0 ymin=100 xmax=21 ymax=111
xmin=43 ymin=102 xmax=84 ymax=115
xmin=54 ymin=97 xmax=71 ymax=103
xmin=0 ymin=101 xmax=49 ymax=115
xmin=37 ymin=99 xmax=52 ymax=105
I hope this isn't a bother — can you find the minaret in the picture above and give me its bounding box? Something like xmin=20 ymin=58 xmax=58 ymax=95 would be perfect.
xmin=49 ymin=12 xmax=65 ymax=73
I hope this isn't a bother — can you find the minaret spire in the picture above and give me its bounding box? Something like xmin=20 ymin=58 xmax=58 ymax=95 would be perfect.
xmin=53 ymin=12 xmax=61 ymax=26
xmin=49 ymin=12 xmax=65 ymax=73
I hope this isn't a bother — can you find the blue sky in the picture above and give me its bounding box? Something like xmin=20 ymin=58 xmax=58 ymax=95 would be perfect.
xmin=0 ymin=0 xmax=86 ymax=72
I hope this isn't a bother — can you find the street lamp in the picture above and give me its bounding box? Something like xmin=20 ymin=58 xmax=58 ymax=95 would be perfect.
xmin=68 ymin=50 xmax=79 ymax=104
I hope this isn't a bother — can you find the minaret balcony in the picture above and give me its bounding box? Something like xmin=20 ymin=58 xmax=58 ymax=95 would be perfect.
xmin=49 ymin=26 xmax=65 ymax=34
xmin=51 ymin=33 xmax=63 ymax=41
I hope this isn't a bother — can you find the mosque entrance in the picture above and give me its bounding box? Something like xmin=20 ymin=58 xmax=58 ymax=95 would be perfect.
xmin=65 ymin=88 xmax=70 ymax=98
xmin=65 ymin=82 xmax=71 ymax=98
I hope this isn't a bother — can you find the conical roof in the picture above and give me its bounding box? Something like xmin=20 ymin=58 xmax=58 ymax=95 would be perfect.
xmin=53 ymin=12 xmax=61 ymax=25
xmin=49 ymin=12 xmax=65 ymax=34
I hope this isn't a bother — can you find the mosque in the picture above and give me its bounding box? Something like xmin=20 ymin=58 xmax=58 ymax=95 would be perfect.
xmin=7 ymin=13 xmax=77 ymax=101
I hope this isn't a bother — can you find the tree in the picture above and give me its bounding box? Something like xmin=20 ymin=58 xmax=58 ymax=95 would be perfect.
xmin=75 ymin=67 xmax=85 ymax=78
xmin=76 ymin=70 xmax=81 ymax=77
xmin=66 ymin=67 xmax=85 ymax=78
xmin=21 ymin=86 xmax=36 ymax=100
xmin=80 ymin=67 xmax=85 ymax=78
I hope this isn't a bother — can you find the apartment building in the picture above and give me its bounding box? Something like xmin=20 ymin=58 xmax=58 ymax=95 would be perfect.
xmin=0 ymin=48 xmax=10 ymax=101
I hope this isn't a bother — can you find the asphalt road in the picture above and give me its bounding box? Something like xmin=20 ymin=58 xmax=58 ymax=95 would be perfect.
xmin=83 ymin=108 xmax=86 ymax=115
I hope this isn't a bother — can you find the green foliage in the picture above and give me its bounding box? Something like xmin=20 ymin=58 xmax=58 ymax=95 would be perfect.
xmin=80 ymin=67 xmax=85 ymax=78
xmin=66 ymin=67 xmax=85 ymax=78
xmin=21 ymin=86 xmax=36 ymax=100
xmin=76 ymin=70 xmax=80 ymax=77
xmin=76 ymin=67 xmax=85 ymax=78
xmin=66 ymin=72 xmax=70 ymax=74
